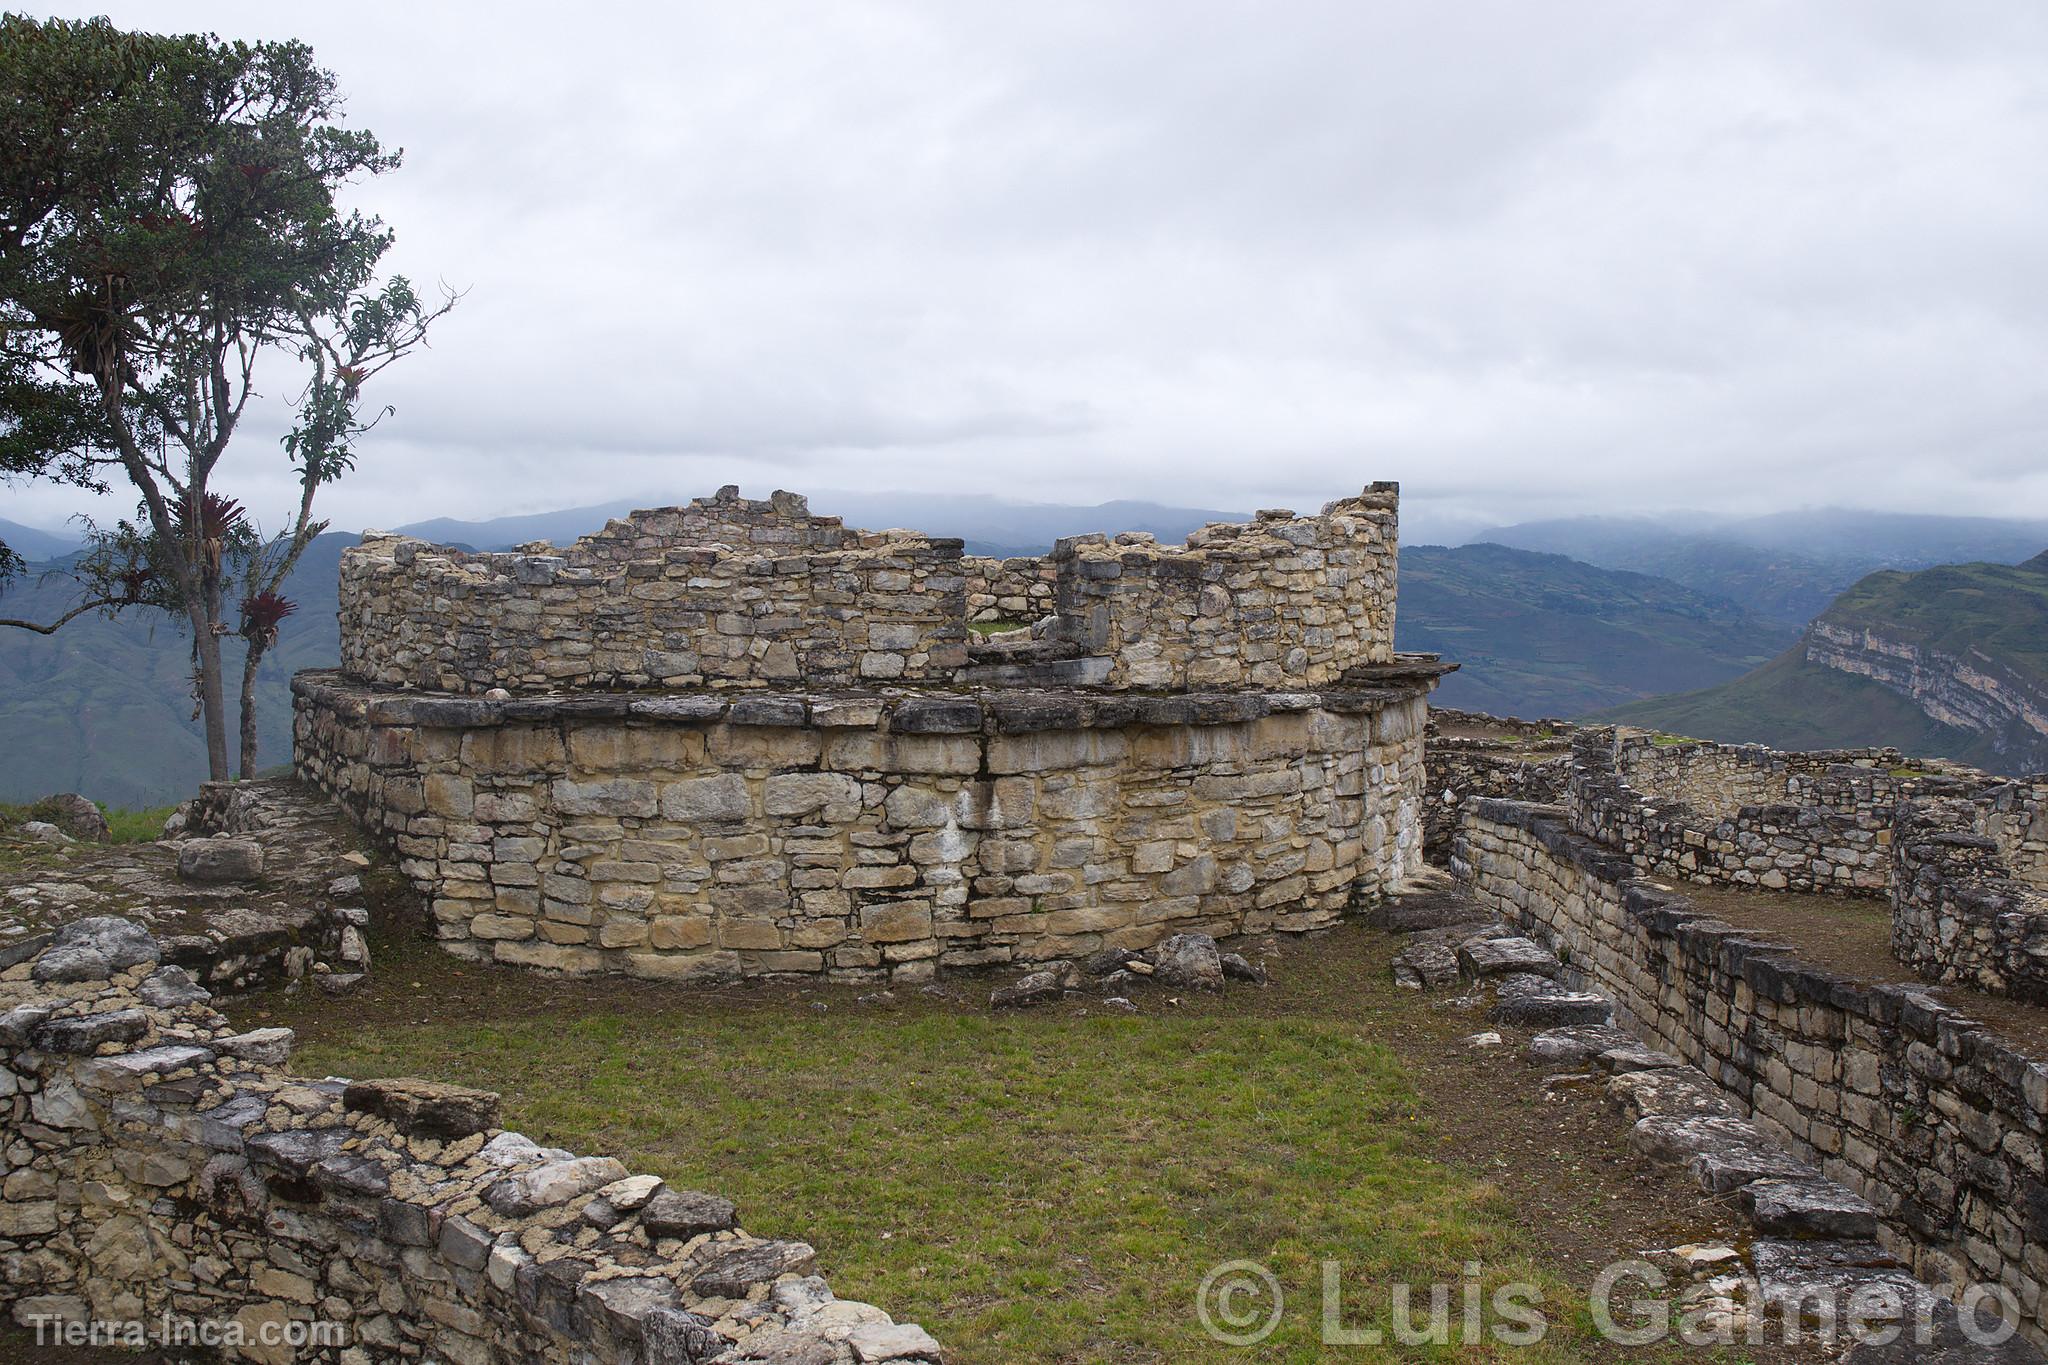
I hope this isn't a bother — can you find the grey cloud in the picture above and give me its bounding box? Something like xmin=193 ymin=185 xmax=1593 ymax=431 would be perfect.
xmin=13 ymin=0 xmax=2048 ymax=537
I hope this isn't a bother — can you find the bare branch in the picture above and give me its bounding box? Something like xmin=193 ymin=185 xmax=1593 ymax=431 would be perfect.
xmin=0 ymin=595 xmax=127 ymax=634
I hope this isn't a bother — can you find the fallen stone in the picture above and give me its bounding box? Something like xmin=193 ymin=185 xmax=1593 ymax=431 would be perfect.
xmin=1458 ymin=936 xmax=1561 ymax=979
xmin=1391 ymin=940 xmax=1460 ymax=990
xmin=20 ymin=820 xmax=72 ymax=844
xmin=342 ymin=1077 xmax=501 ymax=1138
xmin=1748 ymin=1239 xmax=1967 ymax=1356
xmin=1371 ymin=891 xmax=1494 ymax=932
xmin=1488 ymin=975 xmax=1612 ymax=1027
xmin=689 ymin=1239 xmax=817 ymax=1297
xmin=1466 ymin=1031 xmax=1503 ymax=1048
xmin=1740 ymin=1177 xmax=1881 ymax=1239
xmin=1526 ymin=1024 xmax=1635 ymax=1065
xmin=1594 ymin=1043 xmax=1685 ymax=1074
xmin=177 ymin=837 xmax=264 ymax=884
xmin=991 ymin=963 xmax=1078 ymax=1008
xmin=1606 ymin=1068 xmax=1740 ymax=1124
xmin=35 ymin=794 xmax=109 ymax=842
xmin=1080 ymin=947 xmax=1144 ymax=977
xmin=1631 ymin=1114 xmax=1818 ymax=1193
xmin=1644 ymin=1243 xmax=1743 ymax=1277
xmin=642 ymin=1187 xmax=738 ymax=1240
xmin=1219 ymin=952 xmax=1268 ymax=984
xmin=1150 ymin=933 xmax=1224 ymax=991
xmin=848 ymin=1321 xmax=946 ymax=1362
xmin=316 ymin=972 xmax=366 ymax=996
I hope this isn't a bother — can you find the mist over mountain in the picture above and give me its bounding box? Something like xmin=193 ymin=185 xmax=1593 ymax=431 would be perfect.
xmin=0 ymin=517 xmax=85 ymax=564
xmin=1468 ymin=510 xmax=2048 ymax=625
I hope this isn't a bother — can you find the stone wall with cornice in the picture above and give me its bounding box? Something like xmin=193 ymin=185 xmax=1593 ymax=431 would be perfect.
xmin=293 ymin=674 xmax=1428 ymax=984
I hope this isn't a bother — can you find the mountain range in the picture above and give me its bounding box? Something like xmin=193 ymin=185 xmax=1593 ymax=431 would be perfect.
xmin=3 ymin=496 xmax=2045 ymax=803
xmin=1475 ymin=510 xmax=2048 ymax=625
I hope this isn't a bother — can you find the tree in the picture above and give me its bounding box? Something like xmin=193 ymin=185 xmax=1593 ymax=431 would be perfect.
xmin=0 ymin=15 xmax=455 ymax=780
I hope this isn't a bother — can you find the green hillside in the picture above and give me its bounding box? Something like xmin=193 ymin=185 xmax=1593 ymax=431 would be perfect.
xmin=1597 ymin=645 xmax=2003 ymax=764
xmin=1822 ymin=559 xmax=2048 ymax=686
xmin=1600 ymin=556 xmax=2048 ymax=772
xmin=0 ymin=537 xmax=350 ymax=807
xmin=1395 ymin=543 xmax=1797 ymax=717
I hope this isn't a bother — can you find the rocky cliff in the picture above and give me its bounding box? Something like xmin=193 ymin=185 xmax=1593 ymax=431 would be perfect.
xmin=1798 ymin=558 xmax=2048 ymax=773
xmin=1602 ymin=553 xmax=2048 ymax=775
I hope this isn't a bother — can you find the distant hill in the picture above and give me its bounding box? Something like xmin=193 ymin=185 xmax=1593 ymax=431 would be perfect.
xmin=1473 ymin=510 xmax=2048 ymax=625
xmin=1394 ymin=543 xmax=1797 ymax=717
xmin=397 ymin=490 xmax=1254 ymax=561
xmin=1603 ymin=554 xmax=2048 ymax=774
xmin=0 ymin=517 xmax=84 ymax=565
xmin=0 ymin=536 xmax=352 ymax=808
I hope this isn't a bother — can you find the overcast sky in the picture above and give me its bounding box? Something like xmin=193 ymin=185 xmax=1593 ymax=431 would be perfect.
xmin=12 ymin=1 xmax=2048 ymax=544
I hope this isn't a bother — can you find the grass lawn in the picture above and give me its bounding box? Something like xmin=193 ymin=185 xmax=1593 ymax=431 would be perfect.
xmin=271 ymin=906 xmax=1782 ymax=1364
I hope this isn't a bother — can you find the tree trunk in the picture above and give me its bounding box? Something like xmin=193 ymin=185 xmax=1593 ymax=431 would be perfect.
xmin=237 ymin=634 xmax=267 ymax=780
xmin=191 ymin=602 xmax=231 ymax=782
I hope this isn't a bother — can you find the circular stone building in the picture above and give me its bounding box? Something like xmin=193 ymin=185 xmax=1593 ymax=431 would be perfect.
xmin=293 ymin=484 xmax=1452 ymax=984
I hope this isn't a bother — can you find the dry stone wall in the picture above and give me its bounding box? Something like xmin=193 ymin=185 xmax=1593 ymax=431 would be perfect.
xmin=0 ymin=918 xmax=940 ymax=1364
xmin=339 ymin=491 xmax=968 ymax=694
xmin=1568 ymin=731 xmax=1903 ymax=895
xmin=338 ymin=486 xmax=1402 ymax=700
xmin=294 ymin=673 xmax=1426 ymax=984
xmin=1892 ymin=786 xmax=2048 ymax=1001
xmin=960 ymin=557 xmax=1055 ymax=626
xmin=1453 ymin=799 xmax=2048 ymax=1342
xmin=1044 ymin=487 xmax=1399 ymax=691
xmin=1420 ymin=708 xmax=1573 ymax=861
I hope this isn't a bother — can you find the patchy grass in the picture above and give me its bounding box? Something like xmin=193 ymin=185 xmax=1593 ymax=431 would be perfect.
xmin=0 ymin=799 xmax=173 ymax=844
xmin=275 ymin=914 xmax=1788 ymax=1365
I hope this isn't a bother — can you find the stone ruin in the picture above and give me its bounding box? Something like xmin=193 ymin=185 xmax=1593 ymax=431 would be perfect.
xmin=0 ymin=917 xmax=944 ymax=1365
xmin=295 ymin=484 xmax=1452 ymax=984
xmin=1440 ymin=713 xmax=2048 ymax=1345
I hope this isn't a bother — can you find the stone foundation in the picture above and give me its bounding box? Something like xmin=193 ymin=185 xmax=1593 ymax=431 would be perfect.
xmin=293 ymin=674 xmax=1428 ymax=983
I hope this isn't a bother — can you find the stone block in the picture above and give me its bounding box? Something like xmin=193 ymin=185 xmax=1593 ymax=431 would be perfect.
xmin=860 ymin=904 xmax=933 ymax=943
xmin=661 ymin=774 xmax=752 ymax=823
